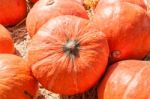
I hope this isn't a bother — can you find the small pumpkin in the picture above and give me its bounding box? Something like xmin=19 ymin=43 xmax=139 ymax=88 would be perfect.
xmin=93 ymin=2 xmax=150 ymax=62
xmin=98 ymin=60 xmax=150 ymax=99
xmin=0 ymin=0 xmax=27 ymax=26
xmin=0 ymin=54 xmax=38 ymax=99
xmin=27 ymin=15 xmax=109 ymax=95
xmin=0 ymin=24 xmax=14 ymax=53
xmin=26 ymin=0 xmax=88 ymax=37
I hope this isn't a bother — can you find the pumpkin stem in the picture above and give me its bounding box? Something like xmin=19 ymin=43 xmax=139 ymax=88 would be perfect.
xmin=111 ymin=50 xmax=121 ymax=58
xmin=63 ymin=40 xmax=79 ymax=57
xmin=47 ymin=0 xmax=54 ymax=5
xmin=24 ymin=91 xmax=33 ymax=99
xmin=144 ymin=52 xmax=150 ymax=61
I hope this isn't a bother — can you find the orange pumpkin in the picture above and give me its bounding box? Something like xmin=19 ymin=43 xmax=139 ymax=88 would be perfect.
xmin=26 ymin=0 xmax=88 ymax=37
xmin=98 ymin=60 xmax=150 ymax=99
xmin=27 ymin=15 xmax=109 ymax=95
xmin=0 ymin=54 xmax=38 ymax=99
xmin=0 ymin=24 xmax=14 ymax=53
xmin=93 ymin=2 xmax=150 ymax=62
xmin=0 ymin=0 xmax=27 ymax=26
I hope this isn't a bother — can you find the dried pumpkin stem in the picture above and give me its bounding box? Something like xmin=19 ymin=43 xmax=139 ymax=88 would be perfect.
xmin=63 ymin=40 xmax=79 ymax=57
xmin=47 ymin=0 xmax=54 ymax=5
xmin=24 ymin=91 xmax=33 ymax=99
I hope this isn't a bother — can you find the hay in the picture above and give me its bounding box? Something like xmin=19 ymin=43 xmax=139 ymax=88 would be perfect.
xmin=60 ymin=85 xmax=98 ymax=99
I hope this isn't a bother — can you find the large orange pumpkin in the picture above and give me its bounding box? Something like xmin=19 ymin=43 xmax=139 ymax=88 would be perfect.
xmin=0 ymin=24 xmax=14 ymax=53
xmin=0 ymin=0 xmax=27 ymax=26
xmin=98 ymin=60 xmax=150 ymax=99
xmin=0 ymin=54 xmax=38 ymax=99
xmin=27 ymin=15 xmax=109 ymax=95
xmin=93 ymin=2 xmax=150 ymax=62
xmin=26 ymin=0 xmax=88 ymax=37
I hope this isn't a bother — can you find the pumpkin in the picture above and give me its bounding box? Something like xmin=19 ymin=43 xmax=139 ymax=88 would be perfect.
xmin=26 ymin=0 xmax=88 ymax=37
xmin=93 ymin=2 xmax=150 ymax=62
xmin=0 ymin=0 xmax=27 ymax=26
xmin=0 ymin=24 xmax=14 ymax=53
xmin=27 ymin=15 xmax=109 ymax=95
xmin=98 ymin=60 xmax=150 ymax=99
xmin=0 ymin=54 xmax=38 ymax=99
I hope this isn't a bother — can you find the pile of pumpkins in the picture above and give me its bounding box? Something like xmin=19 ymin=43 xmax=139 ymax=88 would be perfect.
xmin=0 ymin=0 xmax=150 ymax=99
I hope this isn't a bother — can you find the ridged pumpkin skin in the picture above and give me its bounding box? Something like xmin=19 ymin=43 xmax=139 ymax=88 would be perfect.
xmin=30 ymin=0 xmax=83 ymax=4
xmin=147 ymin=1 xmax=150 ymax=16
xmin=27 ymin=15 xmax=109 ymax=95
xmin=0 ymin=25 xmax=14 ymax=53
xmin=98 ymin=60 xmax=150 ymax=99
xmin=94 ymin=2 xmax=150 ymax=62
xmin=0 ymin=54 xmax=38 ymax=99
xmin=0 ymin=0 xmax=27 ymax=26
xmin=30 ymin=0 xmax=38 ymax=3
xmin=76 ymin=0 xmax=83 ymax=4
xmin=97 ymin=0 xmax=149 ymax=9
xmin=26 ymin=0 xmax=88 ymax=37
